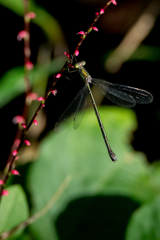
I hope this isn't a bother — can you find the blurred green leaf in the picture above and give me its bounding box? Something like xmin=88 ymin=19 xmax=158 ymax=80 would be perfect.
xmin=103 ymin=45 xmax=160 ymax=63
xmin=125 ymin=195 xmax=160 ymax=240
xmin=26 ymin=107 xmax=159 ymax=240
xmin=129 ymin=45 xmax=160 ymax=62
xmin=0 ymin=185 xmax=29 ymax=239
xmin=0 ymin=0 xmax=66 ymax=45
xmin=0 ymin=56 xmax=65 ymax=108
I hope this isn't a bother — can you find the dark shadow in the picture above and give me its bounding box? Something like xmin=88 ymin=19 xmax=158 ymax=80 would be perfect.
xmin=55 ymin=195 xmax=140 ymax=240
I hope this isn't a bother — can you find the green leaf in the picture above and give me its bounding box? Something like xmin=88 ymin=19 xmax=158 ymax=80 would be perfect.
xmin=26 ymin=107 xmax=159 ymax=240
xmin=103 ymin=45 xmax=160 ymax=63
xmin=0 ymin=56 xmax=65 ymax=108
xmin=125 ymin=195 xmax=160 ymax=240
xmin=0 ymin=185 xmax=29 ymax=239
xmin=129 ymin=45 xmax=160 ymax=62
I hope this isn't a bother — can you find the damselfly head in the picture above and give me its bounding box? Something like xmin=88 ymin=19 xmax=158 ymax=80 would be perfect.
xmin=75 ymin=61 xmax=86 ymax=69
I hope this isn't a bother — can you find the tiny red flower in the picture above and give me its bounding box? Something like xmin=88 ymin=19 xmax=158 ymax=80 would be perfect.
xmin=100 ymin=9 xmax=104 ymax=14
xmin=25 ymin=61 xmax=33 ymax=70
xmin=111 ymin=0 xmax=117 ymax=5
xmin=77 ymin=31 xmax=85 ymax=35
xmin=75 ymin=50 xmax=79 ymax=56
xmin=52 ymin=90 xmax=58 ymax=96
xmin=92 ymin=27 xmax=98 ymax=31
xmin=56 ymin=73 xmax=61 ymax=78
xmin=12 ymin=150 xmax=18 ymax=156
xmin=11 ymin=169 xmax=20 ymax=175
xmin=2 ymin=190 xmax=9 ymax=196
xmin=37 ymin=97 xmax=44 ymax=101
xmin=27 ymin=12 xmax=36 ymax=19
xmin=24 ymin=140 xmax=31 ymax=146
xmin=33 ymin=119 xmax=38 ymax=125
xmin=64 ymin=52 xmax=70 ymax=58
xmin=12 ymin=115 xmax=25 ymax=124
xmin=95 ymin=12 xmax=99 ymax=16
xmin=41 ymin=103 xmax=45 ymax=108
xmin=17 ymin=30 xmax=28 ymax=41
xmin=21 ymin=123 xmax=27 ymax=129
xmin=0 ymin=180 xmax=4 ymax=185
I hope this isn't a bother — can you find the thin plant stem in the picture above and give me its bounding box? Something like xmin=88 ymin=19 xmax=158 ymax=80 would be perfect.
xmin=0 ymin=0 xmax=32 ymax=199
xmin=72 ymin=1 xmax=114 ymax=58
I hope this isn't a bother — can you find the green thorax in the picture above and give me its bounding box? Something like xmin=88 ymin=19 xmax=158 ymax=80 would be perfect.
xmin=78 ymin=67 xmax=91 ymax=82
xmin=75 ymin=61 xmax=91 ymax=83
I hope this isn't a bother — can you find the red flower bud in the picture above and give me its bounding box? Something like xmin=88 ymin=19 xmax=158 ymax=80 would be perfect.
xmin=37 ymin=97 xmax=44 ymax=101
xmin=92 ymin=27 xmax=98 ymax=31
xmin=11 ymin=169 xmax=20 ymax=175
xmin=12 ymin=115 xmax=25 ymax=124
xmin=75 ymin=50 xmax=79 ymax=56
xmin=64 ymin=52 xmax=70 ymax=58
xmin=25 ymin=61 xmax=33 ymax=70
xmin=111 ymin=0 xmax=117 ymax=5
xmin=100 ymin=9 xmax=104 ymax=14
xmin=52 ymin=90 xmax=58 ymax=96
xmin=0 ymin=180 xmax=4 ymax=185
xmin=21 ymin=123 xmax=27 ymax=129
xmin=24 ymin=140 xmax=31 ymax=146
xmin=17 ymin=30 xmax=29 ymax=41
xmin=77 ymin=31 xmax=85 ymax=35
xmin=2 ymin=190 xmax=9 ymax=196
xmin=12 ymin=150 xmax=18 ymax=156
xmin=33 ymin=119 xmax=38 ymax=125
xmin=56 ymin=73 xmax=61 ymax=78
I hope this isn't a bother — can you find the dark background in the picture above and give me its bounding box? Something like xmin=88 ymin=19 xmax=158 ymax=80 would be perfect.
xmin=0 ymin=0 xmax=159 ymax=170
xmin=0 ymin=1 xmax=160 ymax=239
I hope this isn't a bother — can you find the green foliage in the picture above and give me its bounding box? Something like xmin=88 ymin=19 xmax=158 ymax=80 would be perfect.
xmin=20 ymin=107 xmax=159 ymax=240
xmin=0 ymin=57 xmax=65 ymax=108
xmin=103 ymin=45 xmax=160 ymax=63
xmin=0 ymin=185 xmax=29 ymax=239
xmin=1 ymin=107 xmax=160 ymax=239
xmin=129 ymin=45 xmax=160 ymax=62
xmin=0 ymin=0 xmax=158 ymax=239
xmin=126 ymin=195 xmax=160 ymax=240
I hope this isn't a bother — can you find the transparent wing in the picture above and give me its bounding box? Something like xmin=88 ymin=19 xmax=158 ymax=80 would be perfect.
xmin=91 ymin=78 xmax=153 ymax=107
xmin=54 ymin=85 xmax=88 ymax=133
xmin=73 ymin=84 xmax=88 ymax=129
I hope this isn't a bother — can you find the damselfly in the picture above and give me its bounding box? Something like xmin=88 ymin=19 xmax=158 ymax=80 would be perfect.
xmin=55 ymin=61 xmax=153 ymax=162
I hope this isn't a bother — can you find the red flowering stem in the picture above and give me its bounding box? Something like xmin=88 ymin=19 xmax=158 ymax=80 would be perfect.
xmin=72 ymin=0 xmax=116 ymax=59
xmin=23 ymin=0 xmax=31 ymax=92
xmin=0 ymin=0 xmax=32 ymax=200
xmin=23 ymin=75 xmax=63 ymax=135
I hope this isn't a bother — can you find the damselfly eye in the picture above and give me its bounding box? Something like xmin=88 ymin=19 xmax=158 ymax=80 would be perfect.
xmin=81 ymin=61 xmax=86 ymax=66
xmin=75 ymin=61 xmax=86 ymax=69
xmin=75 ymin=63 xmax=79 ymax=68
